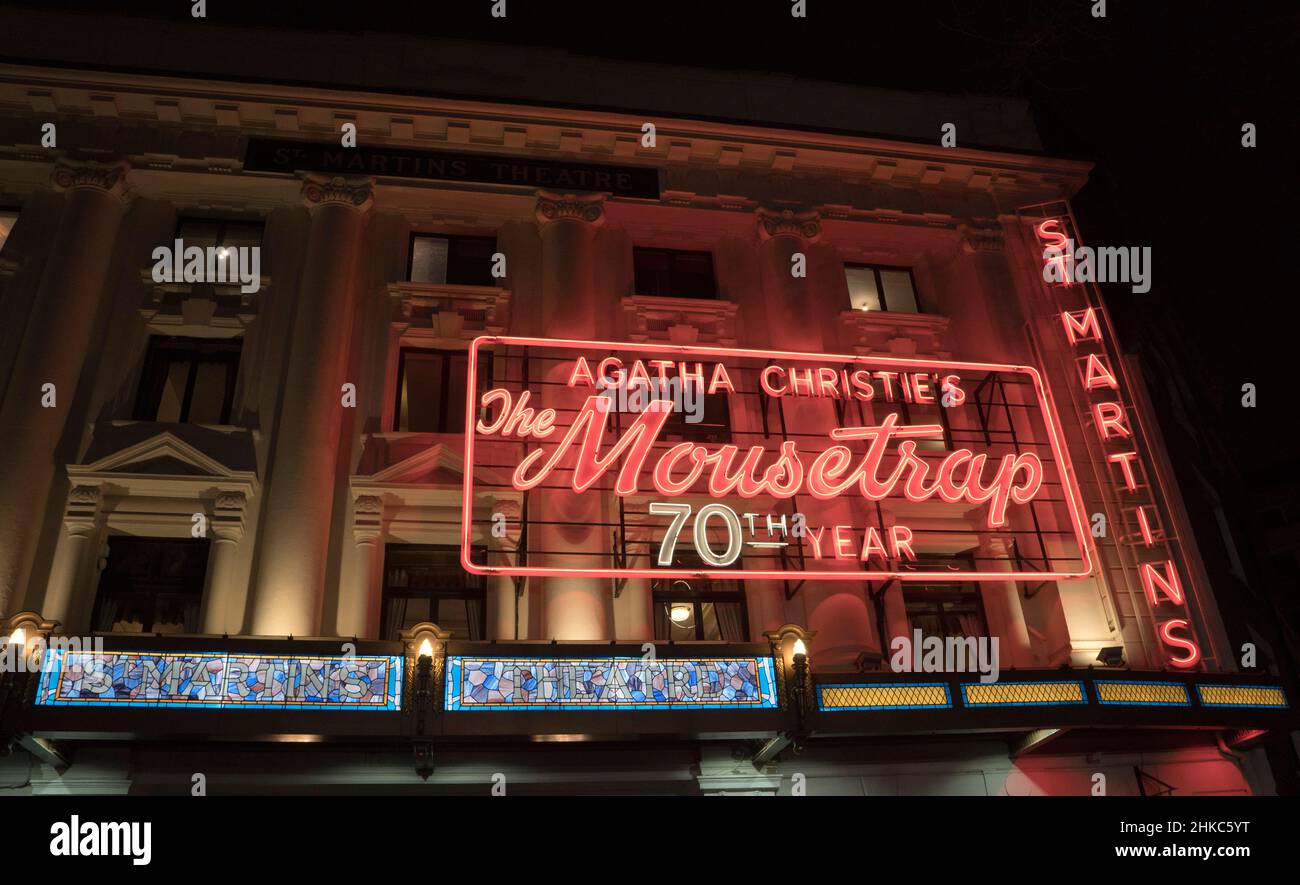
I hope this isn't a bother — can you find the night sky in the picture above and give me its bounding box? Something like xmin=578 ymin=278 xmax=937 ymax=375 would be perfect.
xmin=4 ymin=0 xmax=1297 ymax=479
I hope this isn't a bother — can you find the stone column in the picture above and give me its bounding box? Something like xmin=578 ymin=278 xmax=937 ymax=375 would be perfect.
xmin=756 ymin=207 xmax=825 ymax=353
xmin=199 ymin=491 xmax=249 ymax=634
xmin=977 ymin=533 xmax=1036 ymax=669
xmin=41 ymin=485 xmax=103 ymax=628
xmin=0 ymin=160 xmax=128 ymax=616
xmin=248 ymin=176 xmax=373 ymax=636
xmin=338 ymin=494 xmax=383 ymax=639
xmin=533 ymin=192 xmax=611 ymax=640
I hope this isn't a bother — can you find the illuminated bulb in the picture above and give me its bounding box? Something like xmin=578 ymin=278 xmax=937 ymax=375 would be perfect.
xmin=669 ymin=604 xmax=692 ymax=624
xmin=418 ymin=638 xmax=434 ymax=658
xmin=217 ymin=247 xmax=230 ymax=259
xmin=792 ymin=638 xmax=807 ymax=657
xmin=8 ymin=627 xmax=26 ymax=648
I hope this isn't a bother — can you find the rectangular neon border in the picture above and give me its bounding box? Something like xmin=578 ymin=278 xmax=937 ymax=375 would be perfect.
xmin=35 ymin=649 xmax=404 ymax=711
xmin=1094 ymin=679 xmax=1191 ymax=707
xmin=462 ymin=335 xmax=1095 ymax=582
xmin=443 ymin=655 xmax=779 ymax=711
xmin=959 ymin=680 xmax=1088 ymax=707
xmin=1195 ymin=683 xmax=1289 ymax=709
xmin=817 ymin=682 xmax=952 ymax=711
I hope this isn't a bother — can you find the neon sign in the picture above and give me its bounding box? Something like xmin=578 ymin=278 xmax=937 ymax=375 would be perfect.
xmin=1034 ymin=215 xmax=1204 ymax=668
xmin=462 ymin=336 xmax=1092 ymax=582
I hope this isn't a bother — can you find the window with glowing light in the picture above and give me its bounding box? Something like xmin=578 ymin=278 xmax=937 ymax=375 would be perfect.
xmin=652 ymin=549 xmax=748 ymax=641
xmin=845 ymin=264 xmax=921 ymax=314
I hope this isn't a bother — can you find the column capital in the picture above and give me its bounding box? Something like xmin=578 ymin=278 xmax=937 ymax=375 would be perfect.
xmin=301 ymin=174 xmax=374 ymax=212
xmin=756 ymin=207 xmax=821 ymax=242
xmin=535 ymin=190 xmax=605 ymax=226
xmin=211 ymin=490 xmax=249 ymax=542
xmin=64 ymin=484 xmax=102 ymax=538
xmin=353 ymin=494 xmax=385 ymax=545
xmin=51 ymin=159 xmax=130 ymax=200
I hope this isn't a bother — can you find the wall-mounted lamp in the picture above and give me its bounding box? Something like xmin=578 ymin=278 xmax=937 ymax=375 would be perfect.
xmin=400 ymin=622 xmax=451 ymax=782
xmin=763 ymin=624 xmax=817 ymax=739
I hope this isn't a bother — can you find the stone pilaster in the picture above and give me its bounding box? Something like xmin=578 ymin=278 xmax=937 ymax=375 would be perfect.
xmin=533 ymin=190 xmax=609 ymax=639
xmin=338 ymin=494 xmax=384 ymax=639
xmin=0 ymin=160 xmax=129 ymax=617
xmin=247 ymin=176 xmax=373 ymax=636
xmin=199 ymin=491 xmax=250 ymax=634
xmin=41 ymin=485 xmax=103 ymax=627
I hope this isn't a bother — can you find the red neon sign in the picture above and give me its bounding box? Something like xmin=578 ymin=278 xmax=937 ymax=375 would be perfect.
xmin=461 ymin=336 xmax=1093 ymax=583
xmin=1036 ymin=217 xmax=1205 ymax=669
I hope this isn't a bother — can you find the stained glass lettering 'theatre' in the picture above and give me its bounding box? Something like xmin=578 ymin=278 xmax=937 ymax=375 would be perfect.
xmin=444 ymin=656 xmax=779 ymax=710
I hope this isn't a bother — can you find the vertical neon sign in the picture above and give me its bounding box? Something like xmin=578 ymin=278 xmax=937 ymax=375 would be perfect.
xmin=1031 ymin=214 xmax=1204 ymax=669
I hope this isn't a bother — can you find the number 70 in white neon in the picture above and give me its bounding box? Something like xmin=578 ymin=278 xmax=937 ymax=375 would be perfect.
xmin=648 ymin=502 xmax=744 ymax=567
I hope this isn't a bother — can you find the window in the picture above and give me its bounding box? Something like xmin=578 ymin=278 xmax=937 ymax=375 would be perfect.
xmin=176 ymin=217 xmax=263 ymax=251
xmin=409 ymin=234 xmax=497 ymax=286
xmin=652 ymin=550 xmax=748 ymax=641
xmin=381 ymin=544 xmax=487 ymax=640
xmin=91 ymin=537 xmax=210 ymax=634
xmin=904 ymin=586 xmax=988 ymax=640
xmin=633 ymin=247 xmax=717 ymax=299
xmin=0 ymin=209 xmax=18 ymax=254
xmin=845 ymin=264 xmax=920 ymax=313
xmin=133 ymin=336 xmax=242 ymax=425
xmin=395 ymin=348 xmax=493 ymax=433
xmin=661 ymin=390 xmax=731 ymax=444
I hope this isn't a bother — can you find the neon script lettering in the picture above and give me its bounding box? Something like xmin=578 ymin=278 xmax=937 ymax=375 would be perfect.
xmin=476 ymin=390 xmax=1043 ymax=528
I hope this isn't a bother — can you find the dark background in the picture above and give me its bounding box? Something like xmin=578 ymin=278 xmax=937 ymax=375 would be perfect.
xmin=2 ymin=1 xmax=1297 ymax=667
xmin=4 ymin=0 xmax=1292 ymax=472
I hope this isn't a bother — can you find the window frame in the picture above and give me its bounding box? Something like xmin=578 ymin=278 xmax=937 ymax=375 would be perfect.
xmin=392 ymin=347 xmax=492 ymax=434
xmin=380 ymin=543 xmax=488 ymax=641
xmin=406 ymin=232 xmax=499 ymax=287
xmin=844 ymin=263 xmax=923 ymax=314
xmin=173 ymin=216 xmax=265 ymax=249
xmin=650 ymin=549 xmax=748 ymax=641
xmin=90 ymin=536 xmax=211 ymax=635
xmin=132 ymin=334 xmax=243 ymax=425
xmin=632 ymin=246 xmax=719 ymax=300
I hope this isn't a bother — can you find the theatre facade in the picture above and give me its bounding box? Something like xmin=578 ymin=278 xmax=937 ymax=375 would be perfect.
xmin=0 ymin=35 xmax=1293 ymax=795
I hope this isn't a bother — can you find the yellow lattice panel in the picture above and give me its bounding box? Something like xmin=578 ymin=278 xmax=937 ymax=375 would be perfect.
xmin=819 ymin=684 xmax=950 ymax=710
xmin=962 ymin=681 xmax=1085 ymax=707
xmin=1197 ymin=685 xmax=1288 ymax=708
xmin=1095 ymin=681 xmax=1189 ymax=706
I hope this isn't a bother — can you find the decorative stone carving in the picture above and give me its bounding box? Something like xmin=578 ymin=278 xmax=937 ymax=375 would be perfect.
xmin=67 ymin=485 xmax=102 ymax=505
xmin=51 ymin=159 xmax=129 ymax=198
xmin=301 ymin=174 xmax=374 ymax=211
xmin=756 ymin=207 xmax=821 ymax=242
xmin=535 ymin=190 xmax=605 ymax=225
xmin=214 ymin=490 xmax=247 ymax=512
xmin=354 ymin=495 xmax=384 ymax=514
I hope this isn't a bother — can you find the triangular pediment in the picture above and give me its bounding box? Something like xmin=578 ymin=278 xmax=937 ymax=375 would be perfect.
xmin=368 ymin=443 xmax=465 ymax=485
xmin=73 ymin=431 xmax=241 ymax=479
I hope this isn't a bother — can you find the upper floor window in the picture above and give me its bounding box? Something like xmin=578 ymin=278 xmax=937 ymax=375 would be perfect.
xmin=381 ymin=544 xmax=487 ymax=640
xmin=409 ymin=234 xmax=497 ymax=286
xmin=661 ymin=390 xmax=731 ymax=444
xmin=91 ymin=536 xmax=210 ymax=634
xmin=845 ymin=264 xmax=920 ymax=314
xmin=133 ymin=335 xmax=242 ymax=425
xmin=633 ymin=247 xmax=717 ymax=299
xmin=0 ymin=209 xmax=18 ymax=254
xmin=176 ymin=217 xmax=263 ymax=251
xmin=652 ymin=549 xmax=748 ymax=641
xmin=395 ymin=347 xmax=494 ymax=433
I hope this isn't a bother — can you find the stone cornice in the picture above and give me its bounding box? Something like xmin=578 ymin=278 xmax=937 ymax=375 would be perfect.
xmin=0 ymin=63 xmax=1093 ymax=202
